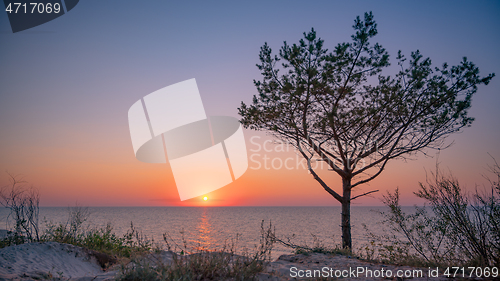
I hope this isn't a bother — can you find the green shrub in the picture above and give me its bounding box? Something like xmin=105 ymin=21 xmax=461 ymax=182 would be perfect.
xmin=43 ymin=221 xmax=154 ymax=258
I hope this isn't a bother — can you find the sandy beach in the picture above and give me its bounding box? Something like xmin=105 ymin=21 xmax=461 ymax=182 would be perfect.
xmin=0 ymin=242 xmax=110 ymax=280
xmin=0 ymin=242 xmax=451 ymax=281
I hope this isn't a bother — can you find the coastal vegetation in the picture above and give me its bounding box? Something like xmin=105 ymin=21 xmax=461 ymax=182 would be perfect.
xmin=0 ymin=182 xmax=276 ymax=279
xmin=1 ymin=158 xmax=498 ymax=279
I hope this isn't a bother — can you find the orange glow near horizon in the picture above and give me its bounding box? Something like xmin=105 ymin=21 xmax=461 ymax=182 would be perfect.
xmin=0 ymin=132 xmax=497 ymax=207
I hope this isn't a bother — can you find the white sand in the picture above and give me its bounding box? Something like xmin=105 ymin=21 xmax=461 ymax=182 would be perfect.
xmin=0 ymin=242 xmax=105 ymax=280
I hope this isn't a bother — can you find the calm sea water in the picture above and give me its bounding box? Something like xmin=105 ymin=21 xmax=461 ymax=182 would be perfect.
xmin=0 ymin=206 xmax=404 ymax=259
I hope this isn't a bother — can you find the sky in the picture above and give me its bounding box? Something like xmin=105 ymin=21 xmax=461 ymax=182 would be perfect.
xmin=0 ymin=1 xmax=499 ymax=207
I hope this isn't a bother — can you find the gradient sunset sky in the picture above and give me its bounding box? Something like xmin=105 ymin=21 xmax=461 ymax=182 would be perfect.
xmin=0 ymin=1 xmax=499 ymax=207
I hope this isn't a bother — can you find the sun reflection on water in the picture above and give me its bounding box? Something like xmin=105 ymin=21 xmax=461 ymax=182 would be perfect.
xmin=192 ymin=207 xmax=215 ymax=251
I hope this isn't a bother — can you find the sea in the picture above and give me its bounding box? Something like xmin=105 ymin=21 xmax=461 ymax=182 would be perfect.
xmin=0 ymin=206 xmax=408 ymax=259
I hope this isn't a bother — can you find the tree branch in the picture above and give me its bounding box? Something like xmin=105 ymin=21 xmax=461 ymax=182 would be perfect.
xmin=296 ymin=139 xmax=343 ymax=202
xmin=351 ymin=189 xmax=379 ymax=201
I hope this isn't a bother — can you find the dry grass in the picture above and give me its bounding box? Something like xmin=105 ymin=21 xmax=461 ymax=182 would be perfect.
xmin=116 ymin=220 xmax=275 ymax=281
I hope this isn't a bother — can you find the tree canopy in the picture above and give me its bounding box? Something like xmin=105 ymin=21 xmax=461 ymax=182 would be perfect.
xmin=239 ymin=12 xmax=494 ymax=249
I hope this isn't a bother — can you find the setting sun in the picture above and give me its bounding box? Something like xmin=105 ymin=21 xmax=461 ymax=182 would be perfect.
xmin=203 ymin=196 xmax=208 ymax=201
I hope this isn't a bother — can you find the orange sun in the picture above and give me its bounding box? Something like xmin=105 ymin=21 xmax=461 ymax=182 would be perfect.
xmin=203 ymin=196 xmax=208 ymax=201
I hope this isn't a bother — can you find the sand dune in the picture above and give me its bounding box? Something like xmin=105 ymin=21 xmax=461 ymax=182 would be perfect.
xmin=0 ymin=242 xmax=114 ymax=280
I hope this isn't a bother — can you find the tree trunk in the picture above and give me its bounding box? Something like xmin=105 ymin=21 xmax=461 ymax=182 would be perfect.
xmin=341 ymin=177 xmax=352 ymax=250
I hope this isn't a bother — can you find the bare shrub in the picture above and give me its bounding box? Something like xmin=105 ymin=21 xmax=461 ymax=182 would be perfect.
xmin=365 ymin=159 xmax=500 ymax=267
xmin=0 ymin=173 xmax=40 ymax=243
